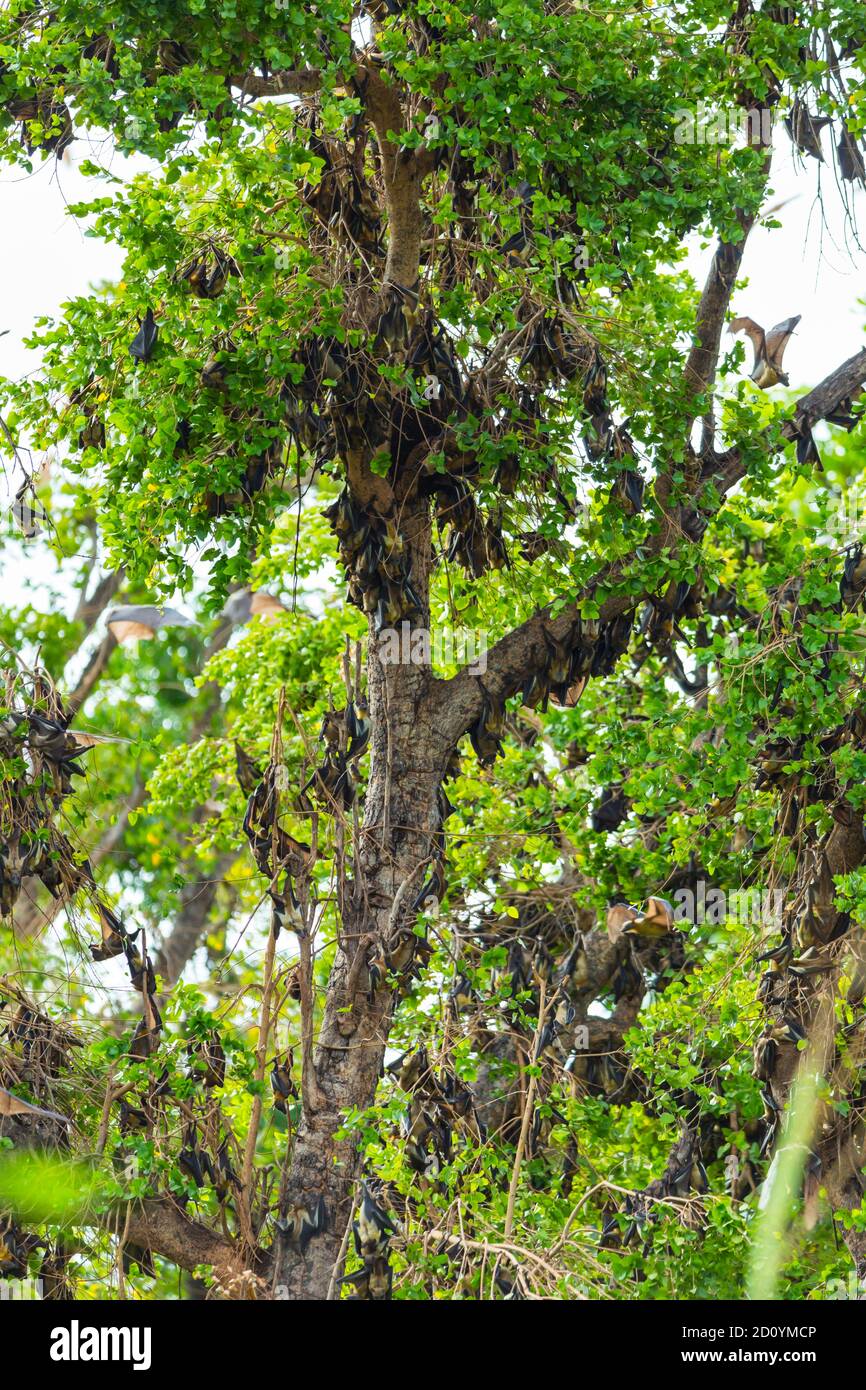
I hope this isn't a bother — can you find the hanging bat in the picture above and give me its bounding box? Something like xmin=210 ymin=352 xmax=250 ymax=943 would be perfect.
xmin=278 ymin=1195 xmax=328 ymax=1253
xmin=129 ymin=308 xmax=158 ymax=363
xmin=105 ymin=604 xmax=195 ymax=643
xmin=838 ymin=124 xmax=866 ymax=183
xmin=411 ymin=858 xmax=446 ymax=915
xmin=0 ymin=1087 xmax=70 ymax=1127
xmin=555 ymin=937 xmax=590 ymax=996
xmin=270 ymin=1052 xmax=297 ymax=1114
xmin=729 ymin=314 xmax=800 ymax=388
xmin=386 ymin=1047 xmax=430 ymax=1093
xmin=785 ymin=97 xmax=832 ymax=162
xmin=234 ymin=742 xmax=264 ymax=795
xmin=269 ymin=883 xmax=305 ymax=938
xmin=129 ymin=990 xmax=163 ymax=1061
xmin=11 ymin=477 xmax=49 ymax=538
xmin=221 ymin=588 xmax=286 ymax=625
xmin=90 ymin=900 xmax=128 ymax=962
xmin=353 ymin=1182 xmax=396 ymax=1261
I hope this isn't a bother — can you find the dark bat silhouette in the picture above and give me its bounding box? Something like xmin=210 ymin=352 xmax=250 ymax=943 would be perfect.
xmin=129 ymin=308 xmax=158 ymax=363
xmin=785 ymin=98 xmax=832 ymax=161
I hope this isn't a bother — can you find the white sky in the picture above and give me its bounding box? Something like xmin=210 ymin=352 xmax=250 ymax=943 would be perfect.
xmin=0 ymin=121 xmax=863 ymax=603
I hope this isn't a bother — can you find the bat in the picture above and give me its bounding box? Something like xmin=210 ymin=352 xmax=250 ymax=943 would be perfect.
xmin=271 ymin=1052 xmax=297 ymax=1114
xmin=129 ymin=990 xmax=163 ymax=1061
xmin=278 ymin=1195 xmax=328 ymax=1253
xmin=729 ymin=314 xmax=800 ymax=388
xmin=340 ymin=1253 xmax=393 ymax=1300
xmin=592 ymin=785 xmax=630 ymax=832
xmin=838 ymin=124 xmax=866 ymax=183
xmin=90 ymin=900 xmax=128 ymax=962
xmin=411 ymin=858 xmax=446 ymax=915
xmin=221 ymin=587 xmax=286 ymax=625
xmin=0 ymin=1086 xmax=69 ymax=1127
xmin=105 ymin=604 xmax=195 ymax=643
xmin=128 ymin=308 xmax=158 ymax=363
xmin=386 ymin=1047 xmax=430 ymax=1093
xmin=785 ymin=98 xmax=832 ymax=161
xmin=555 ymin=937 xmax=590 ymax=995
xmin=353 ymin=1183 xmax=396 ymax=1261
xmin=234 ymin=742 xmax=264 ymax=795
xmin=606 ymin=901 xmax=640 ymax=943
xmin=622 ymin=895 xmax=676 ymax=938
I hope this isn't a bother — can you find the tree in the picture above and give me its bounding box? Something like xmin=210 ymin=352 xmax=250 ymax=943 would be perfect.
xmin=1 ymin=0 xmax=866 ymax=1301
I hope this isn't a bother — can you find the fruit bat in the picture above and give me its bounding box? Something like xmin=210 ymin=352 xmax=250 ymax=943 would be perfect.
xmin=269 ymin=883 xmax=305 ymax=938
xmin=0 ymin=1086 xmax=70 ymax=1128
xmin=271 ymin=1052 xmax=297 ymax=1114
xmin=838 ymin=125 xmax=866 ymax=183
xmin=221 ymin=587 xmax=286 ymax=625
xmin=90 ymin=901 xmax=128 ymax=962
xmin=623 ymin=895 xmax=676 ymax=938
xmin=129 ymin=991 xmax=163 ymax=1061
xmin=729 ymin=314 xmax=800 ymax=388
xmin=118 ymin=1099 xmax=149 ymax=1134
xmin=606 ymin=902 xmax=641 ymax=943
xmin=178 ymin=1128 xmax=206 ymax=1188
xmin=449 ymin=973 xmax=477 ymax=1011
xmin=469 ymin=690 xmax=505 ymax=766
xmin=189 ymin=1033 xmax=225 ymax=1088
xmin=11 ymin=478 xmax=48 ymax=538
xmin=129 ymin=308 xmax=158 ymax=363
xmin=339 ymin=1254 xmax=393 ymax=1300
xmin=412 ymin=858 xmax=446 ymax=915
xmin=555 ymin=937 xmax=590 ymax=996
xmin=106 ymin=604 xmax=195 ymax=643
xmin=611 ymin=468 xmax=645 ymax=516
xmin=592 ymin=786 xmax=630 ymax=832
xmin=353 ymin=1183 xmax=396 ymax=1261
xmin=234 ymin=742 xmax=264 ymax=796
xmin=535 ymin=995 xmax=575 ymax=1059
xmin=785 ymin=98 xmax=832 ymax=161
xmin=78 ymin=416 xmax=105 ymax=450
xmin=278 ymin=1195 xmax=328 ymax=1253
xmin=386 ymin=1047 xmax=429 ymax=1093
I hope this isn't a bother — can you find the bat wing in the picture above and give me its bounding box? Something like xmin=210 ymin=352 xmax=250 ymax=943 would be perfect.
xmin=221 ymin=588 xmax=253 ymax=625
xmin=765 ymin=315 xmax=801 ymax=367
xmin=106 ymin=605 xmax=194 ymax=642
xmin=249 ymin=590 xmax=286 ymax=618
xmin=129 ymin=308 xmax=158 ymax=362
xmin=729 ymin=317 xmax=767 ymax=370
xmin=0 ymin=1086 xmax=69 ymax=1126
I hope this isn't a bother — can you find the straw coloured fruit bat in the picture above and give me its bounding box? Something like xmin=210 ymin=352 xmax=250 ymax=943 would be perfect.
xmin=339 ymin=1255 xmax=393 ymax=1301
xmin=729 ymin=314 xmax=800 ymax=388
xmin=271 ymin=1053 xmax=297 ymax=1114
xmin=90 ymin=901 xmax=128 ymax=962
xmin=220 ymin=588 xmax=286 ymax=625
xmin=129 ymin=308 xmax=158 ymax=363
xmin=785 ymin=97 xmax=832 ymax=162
xmin=622 ymin=896 xmax=676 ymax=938
xmin=353 ymin=1183 xmax=396 ymax=1261
xmin=278 ymin=1195 xmax=328 ymax=1253
xmin=838 ymin=125 xmax=866 ymax=184
xmin=106 ymin=605 xmax=194 ymax=643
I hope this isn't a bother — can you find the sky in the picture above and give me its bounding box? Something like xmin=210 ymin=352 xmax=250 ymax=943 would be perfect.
xmin=0 ymin=118 xmax=864 ymax=604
